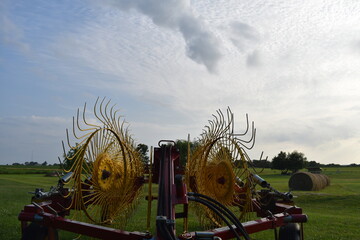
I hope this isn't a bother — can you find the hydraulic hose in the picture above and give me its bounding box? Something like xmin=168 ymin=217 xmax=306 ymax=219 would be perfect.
xmin=188 ymin=192 xmax=250 ymax=240
xmin=188 ymin=196 xmax=242 ymax=240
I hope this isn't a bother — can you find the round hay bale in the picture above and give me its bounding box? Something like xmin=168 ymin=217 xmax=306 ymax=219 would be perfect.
xmin=289 ymin=172 xmax=330 ymax=191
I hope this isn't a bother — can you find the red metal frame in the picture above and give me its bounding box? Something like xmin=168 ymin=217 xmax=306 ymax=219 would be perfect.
xmin=18 ymin=143 xmax=307 ymax=239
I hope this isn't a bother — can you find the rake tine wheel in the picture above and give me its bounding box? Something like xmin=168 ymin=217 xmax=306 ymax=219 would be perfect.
xmin=186 ymin=108 xmax=257 ymax=228
xmin=62 ymin=98 xmax=144 ymax=227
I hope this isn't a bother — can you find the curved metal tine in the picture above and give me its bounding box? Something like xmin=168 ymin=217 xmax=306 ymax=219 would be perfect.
xmin=212 ymin=111 xmax=223 ymax=137
xmin=201 ymin=127 xmax=209 ymax=142
xmin=81 ymin=103 xmax=99 ymax=131
xmin=237 ymin=124 xmax=256 ymax=144
xmin=81 ymin=156 xmax=92 ymax=176
xmin=109 ymin=104 xmax=118 ymax=132
xmin=109 ymin=106 xmax=119 ymax=134
xmin=238 ymin=128 xmax=256 ymax=150
xmin=99 ymin=97 xmax=109 ymax=127
xmin=72 ymin=116 xmax=81 ymax=140
xmin=102 ymin=98 xmax=113 ymax=128
xmin=218 ymin=109 xmax=228 ymax=136
xmin=87 ymin=135 xmax=96 ymax=163
xmin=243 ymin=150 xmax=253 ymax=164
xmin=120 ymin=119 xmax=128 ymax=140
xmin=226 ymin=107 xmax=234 ymax=134
xmin=125 ymin=126 xmax=132 ymax=143
xmin=62 ymin=140 xmax=67 ymax=159
xmin=119 ymin=118 xmax=125 ymax=138
xmin=209 ymin=118 xmax=216 ymax=138
xmin=68 ymin=145 xmax=83 ymax=162
xmin=77 ymin=107 xmax=96 ymax=133
xmin=207 ymin=117 xmax=214 ymax=132
xmin=222 ymin=110 xmax=232 ymax=152
xmin=203 ymin=120 xmax=213 ymax=141
xmin=93 ymin=133 xmax=102 ymax=162
xmin=256 ymin=152 xmax=266 ymax=174
xmin=93 ymin=97 xmax=107 ymax=127
xmin=233 ymin=118 xmax=256 ymax=150
xmin=242 ymin=150 xmax=250 ymax=168
xmin=82 ymin=102 xmax=99 ymax=129
xmin=224 ymin=110 xmax=236 ymax=152
xmin=100 ymin=129 xmax=109 ymax=152
xmin=116 ymin=114 xmax=124 ymax=138
xmin=75 ymin=108 xmax=85 ymax=132
xmin=258 ymin=151 xmax=264 ymax=162
xmin=73 ymin=114 xmax=94 ymax=141
xmin=221 ymin=109 xmax=232 ymax=136
xmin=216 ymin=110 xmax=226 ymax=136
xmin=218 ymin=109 xmax=227 ymax=134
xmin=110 ymin=107 xmax=118 ymax=133
xmin=233 ymin=139 xmax=240 ymax=162
xmin=232 ymin=114 xmax=250 ymax=136
xmin=213 ymin=110 xmax=226 ymax=137
xmin=66 ymin=129 xmax=74 ymax=149
xmin=230 ymin=139 xmax=238 ymax=163
xmin=207 ymin=119 xmax=215 ymax=137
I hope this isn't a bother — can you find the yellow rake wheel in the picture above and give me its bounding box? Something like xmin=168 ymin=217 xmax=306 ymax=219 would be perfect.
xmin=186 ymin=109 xmax=255 ymax=228
xmin=63 ymin=98 xmax=144 ymax=226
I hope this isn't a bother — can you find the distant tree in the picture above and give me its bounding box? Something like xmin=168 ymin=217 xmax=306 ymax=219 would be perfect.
xmin=325 ymin=163 xmax=341 ymax=167
xmin=287 ymin=151 xmax=306 ymax=173
xmin=251 ymin=159 xmax=271 ymax=168
xmin=41 ymin=161 xmax=48 ymax=166
xmin=12 ymin=162 xmax=21 ymax=166
xmin=175 ymin=139 xmax=199 ymax=167
xmin=271 ymin=151 xmax=306 ymax=174
xmin=136 ymin=143 xmax=149 ymax=166
xmin=271 ymin=151 xmax=287 ymax=174
xmin=306 ymin=160 xmax=320 ymax=168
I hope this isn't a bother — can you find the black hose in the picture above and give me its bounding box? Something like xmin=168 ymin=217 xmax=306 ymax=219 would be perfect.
xmin=188 ymin=192 xmax=250 ymax=240
xmin=188 ymin=196 xmax=242 ymax=240
xmin=190 ymin=196 xmax=249 ymax=240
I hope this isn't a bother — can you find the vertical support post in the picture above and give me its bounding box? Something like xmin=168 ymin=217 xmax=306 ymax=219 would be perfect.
xmin=47 ymin=227 xmax=57 ymax=240
xmin=274 ymin=227 xmax=278 ymax=240
xmin=20 ymin=220 xmax=28 ymax=235
xmin=183 ymin=134 xmax=191 ymax=233
xmin=155 ymin=142 xmax=177 ymax=240
xmin=146 ymin=147 xmax=153 ymax=233
xmin=300 ymin=223 xmax=304 ymax=240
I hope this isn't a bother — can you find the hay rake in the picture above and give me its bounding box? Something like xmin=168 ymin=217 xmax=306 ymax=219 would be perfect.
xmin=18 ymin=99 xmax=307 ymax=240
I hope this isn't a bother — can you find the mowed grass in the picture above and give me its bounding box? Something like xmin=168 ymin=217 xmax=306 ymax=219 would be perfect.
xmin=0 ymin=167 xmax=359 ymax=240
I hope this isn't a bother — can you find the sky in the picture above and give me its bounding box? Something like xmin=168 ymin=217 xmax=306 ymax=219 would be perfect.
xmin=1 ymin=0 xmax=360 ymax=165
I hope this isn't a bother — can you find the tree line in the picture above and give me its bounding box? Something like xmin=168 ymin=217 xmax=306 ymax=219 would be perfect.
xmin=10 ymin=140 xmax=359 ymax=170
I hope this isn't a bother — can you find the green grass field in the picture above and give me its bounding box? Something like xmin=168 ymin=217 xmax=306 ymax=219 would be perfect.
xmin=0 ymin=166 xmax=359 ymax=239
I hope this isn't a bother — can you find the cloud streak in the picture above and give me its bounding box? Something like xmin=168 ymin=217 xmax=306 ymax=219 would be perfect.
xmin=1 ymin=1 xmax=360 ymax=165
xmin=103 ymin=0 xmax=223 ymax=72
xmin=0 ymin=4 xmax=30 ymax=54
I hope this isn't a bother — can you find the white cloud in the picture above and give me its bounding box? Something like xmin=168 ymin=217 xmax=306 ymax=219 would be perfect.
xmin=99 ymin=0 xmax=223 ymax=72
xmin=1 ymin=0 xmax=360 ymax=164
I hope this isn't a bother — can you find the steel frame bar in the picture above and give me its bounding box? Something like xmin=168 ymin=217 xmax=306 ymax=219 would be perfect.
xmin=179 ymin=213 xmax=307 ymax=239
xmin=19 ymin=210 xmax=151 ymax=240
